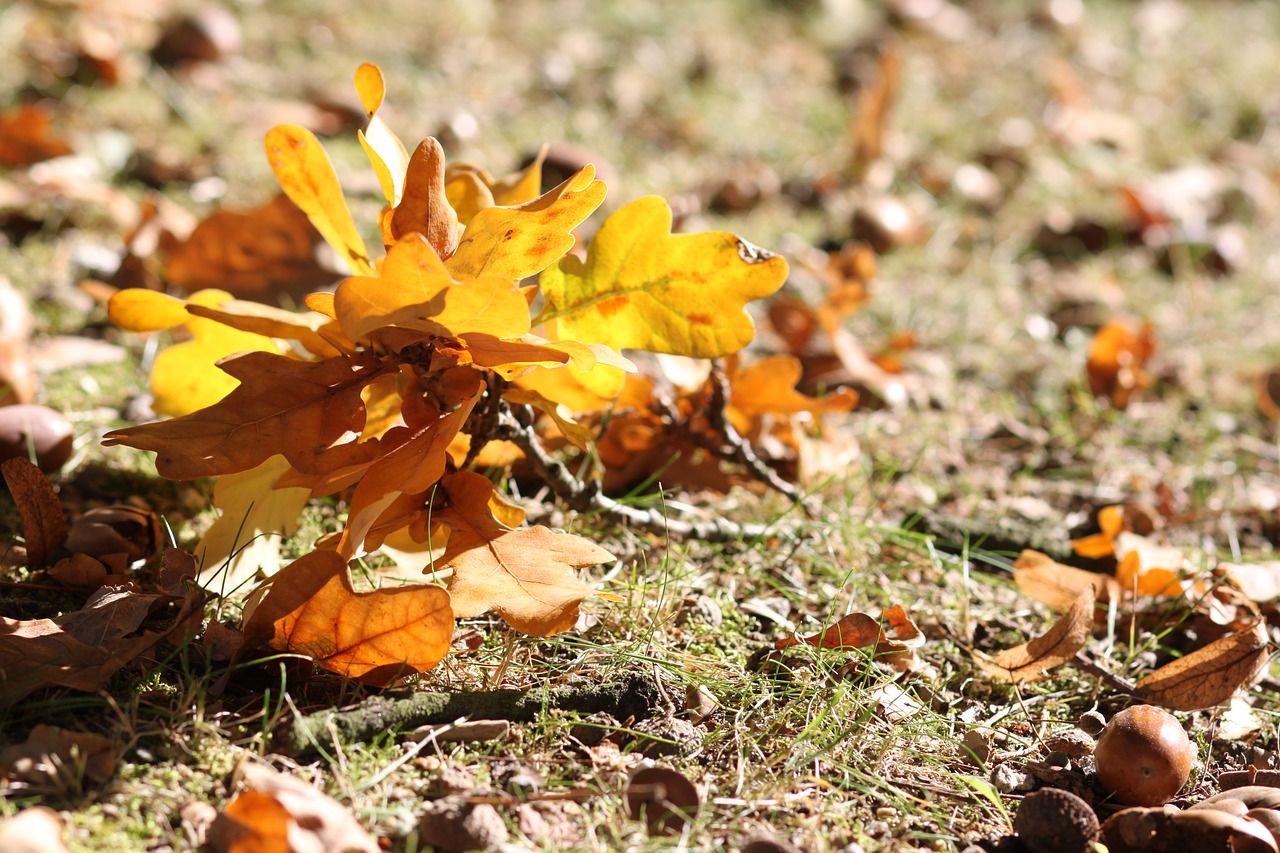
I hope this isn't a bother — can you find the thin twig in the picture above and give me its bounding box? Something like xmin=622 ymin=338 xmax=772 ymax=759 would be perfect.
xmin=495 ymin=407 xmax=779 ymax=543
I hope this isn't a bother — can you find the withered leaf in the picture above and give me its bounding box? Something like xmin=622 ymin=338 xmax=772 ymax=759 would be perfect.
xmin=1 ymin=457 xmax=67 ymax=567
xmin=776 ymin=605 xmax=924 ymax=672
xmin=165 ymin=194 xmax=338 ymax=301
xmin=207 ymin=759 xmax=379 ymax=853
xmin=433 ymin=471 xmax=617 ymax=637
xmin=1136 ymin=621 xmax=1271 ymax=711
xmin=0 ymin=586 xmax=204 ymax=704
xmin=103 ymin=351 xmax=386 ymax=480
xmin=1013 ymin=549 xmax=1119 ymax=609
xmin=976 ymin=586 xmax=1094 ymax=683
xmin=0 ymin=724 xmax=118 ymax=786
xmin=388 ymin=137 xmax=459 ymax=259
xmin=0 ymin=104 xmax=74 ymax=168
xmin=241 ymin=550 xmax=453 ymax=686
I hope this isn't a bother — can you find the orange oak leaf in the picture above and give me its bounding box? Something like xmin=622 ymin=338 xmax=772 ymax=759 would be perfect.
xmin=447 ymin=165 xmax=606 ymax=282
xmin=242 ymin=549 xmax=452 ymax=686
xmin=976 ymin=586 xmax=1094 ymax=683
xmin=334 ymin=233 xmax=530 ymax=344
xmin=164 ymin=194 xmax=338 ymax=301
xmin=775 ymin=605 xmax=924 ymax=671
xmin=0 ymin=104 xmax=74 ymax=167
xmin=337 ymin=389 xmax=480 ymax=558
xmin=388 ymin=137 xmax=459 ymax=259
xmin=103 ymin=351 xmax=387 ymax=480
xmin=431 ymin=471 xmax=617 ymax=636
xmin=1135 ymin=621 xmax=1271 ymax=711
xmin=209 ymin=760 xmax=379 ymax=853
xmin=729 ymin=354 xmax=859 ymax=418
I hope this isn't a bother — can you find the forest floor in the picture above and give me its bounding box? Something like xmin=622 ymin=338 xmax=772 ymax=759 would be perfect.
xmin=3 ymin=0 xmax=1280 ymax=851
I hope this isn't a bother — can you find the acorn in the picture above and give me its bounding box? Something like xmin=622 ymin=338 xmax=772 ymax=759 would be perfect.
xmin=1094 ymin=705 xmax=1194 ymax=806
xmin=0 ymin=404 xmax=75 ymax=473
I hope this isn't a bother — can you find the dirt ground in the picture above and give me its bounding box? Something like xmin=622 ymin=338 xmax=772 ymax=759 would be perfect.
xmin=4 ymin=0 xmax=1280 ymax=851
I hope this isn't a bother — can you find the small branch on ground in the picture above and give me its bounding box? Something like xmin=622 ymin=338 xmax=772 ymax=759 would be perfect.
xmin=495 ymin=405 xmax=781 ymax=543
xmin=279 ymin=670 xmax=664 ymax=758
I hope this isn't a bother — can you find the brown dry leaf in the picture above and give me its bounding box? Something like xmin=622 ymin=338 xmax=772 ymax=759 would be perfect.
xmin=0 ymin=806 xmax=71 ymax=853
xmin=1013 ymin=549 xmax=1119 ymax=609
xmin=1136 ymin=621 xmax=1271 ymax=711
xmin=0 ymin=724 xmax=118 ymax=787
xmin=1 ymin=458 xmax=67 ymax=567
xmin=1259 ymin=366 xmax=1280 ymax=422
xmin=776 ymin=605 xmax=923 ymax=671
xmin=0 ymin=104 xmax=74 ymax=168
xmin=0 ymin=586 xmax=205 ymax=704
xmin=848 ymin=41 xmax=900 ymax=179
xmin=46 ymin=554 xmax=109 ymax=588
xmin=976 ymin=586 xmax=1094 ymax=683
xmin=434 ymin=471 xmax=618 ymax=636
xmin=1086 ymin=320 xmax=1157 ymax=409
xmin=241 ymin=549 xmax=452 ymax=686
xmin=164 ymin=194 xmax=338 ymax=302
xmin=103 ymin=351 xmax=387 ymax=481
xmin=207 ymin=759 xmax=379 ymax=853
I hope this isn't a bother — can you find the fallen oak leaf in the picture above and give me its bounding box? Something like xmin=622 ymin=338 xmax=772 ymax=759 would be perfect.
xmin=1086 ymin=320 xmax=1156 ymax=409
xmin=207 ymin=758 xmax=379 ymax=853
xmin=241 ymin=549 xmax=452 ymax=686
xmin=1013 ymin=549 xmax=1119 ymax=610
xmin=1 ymin=457 xmax=67 ymax=567
xmin=0 ymin=724 xmax=118 ymax=787
xmin=776 ymin=604 xmax=924 ymax=671
xmin=0 ymin=585 xmax=204 ymax=704
xmin=1136 ymin=621 xmax=1271 ymax=711
xmin=976 ymin=586 xmax=1094 ymax=683
xmin=0 ymin=104 xmax=74 ymax=168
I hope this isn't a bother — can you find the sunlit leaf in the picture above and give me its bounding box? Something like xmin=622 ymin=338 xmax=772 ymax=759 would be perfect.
xmin=264 ymin=124 xmax=374 ymax=276
xmin=976 ymin=586 xmax=1094 ymax=683
xmin=538 ymin=195 xmax=788 ymax=357
xmin=242 ymin=550 xmax=452 ymax=686
xmin=1013 ymin=549 xmax=1118 ymax=609
xmin=1136 ymin=621 xmax=1271 ymax=710
xmin=387 ymin=137 xmax=459 ymax=259
xmin=447 ymin=165 xmax=606 ymax=281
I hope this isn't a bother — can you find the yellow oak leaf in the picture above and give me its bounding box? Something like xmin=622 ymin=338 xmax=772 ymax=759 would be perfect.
xmin=446 ymin=165 xmax=606 ymax=282
xmin=334 ymin=234 xmax=530 ymax=344
xmin=265 ymin=124 xmax=374 ymax=276
xmin=242 ymin=549 xmax=452 ymax=686
xmin=109 ymin=288 xmax=281 ymax=417
xmin=433 ymin=471 xmax=617 ymax=636
xmin=184 ymin=299 xmax=342 ymax=358
xmin=354 ymin=63 xmax=409 ymax=208
xmin=444 ymin=147 xmax=546 ymax=225
xmin=537 ymin=195 xmax=788 ymax=357
xmin=103 ymin=351 xmax=388 ymax=480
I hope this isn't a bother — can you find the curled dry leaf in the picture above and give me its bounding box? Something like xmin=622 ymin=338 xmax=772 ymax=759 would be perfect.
xmin=1014 ymin=548 xmax=1119 ymax=609
xmin=1 ymin=457 xmax=67 ymax=567
xmin=206 ymin=758 xmax=378 ymax=853
xmin=776 ymin=603 xmax=924 ymax=672
xmin=1259 ymin=366 xmax=1280 ymax=422
xmin=0 ymin=724 xmax=118 ymax=787
xmin=625 ymin=766 xmax=700 ymax=836
xmin=241 ymin=549 xmax=453 ymax=686
xmin=1100 ymin=805 xmax=1277 ymax=853
xmin=1136 ymin=621 xmax=1271 ymax=711
xmin=976 ymin=586 xmax=1094 ymax=683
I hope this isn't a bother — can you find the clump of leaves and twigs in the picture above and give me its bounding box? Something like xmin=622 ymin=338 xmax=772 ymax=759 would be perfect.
xmin=94 ymin=64 xmax=860 ymax=684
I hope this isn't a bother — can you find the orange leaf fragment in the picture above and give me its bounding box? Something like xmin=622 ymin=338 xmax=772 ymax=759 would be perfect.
xmin=976 ymin=586 xmax=1094 ymax=683
xmin=242 ymin=550 xmax=452 ymax=686
xmin=1136 ymin=621 xmax=1271 ymax=710
xmin=1086 ymin=320 xmax=1156 ymax=409
xmin=0 ymin=104 xmax=74 ymax=167
xmin=1013 ymin=549 xmax=1118 ymax=609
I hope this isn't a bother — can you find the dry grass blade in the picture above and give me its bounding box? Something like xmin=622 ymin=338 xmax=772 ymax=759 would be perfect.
xmin=1136 ymin=621 xmax=1272 ymax=711
xmin=977 ymin=586 xmax=1095 ymax=683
